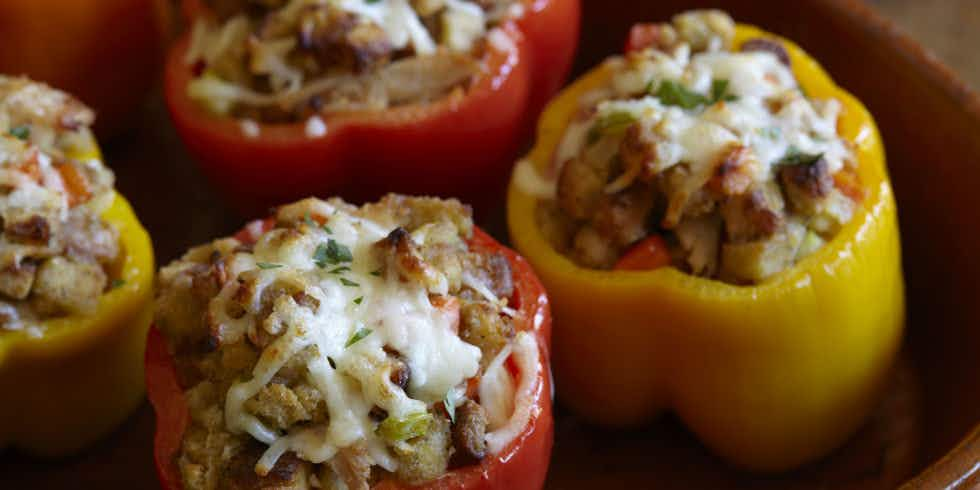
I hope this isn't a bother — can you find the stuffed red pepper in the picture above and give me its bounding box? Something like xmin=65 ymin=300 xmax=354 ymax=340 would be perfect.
xmin=165 ymin=0 xmax=579 ymax=215
xmin=147 ymin=194 xmax=553 ymax=489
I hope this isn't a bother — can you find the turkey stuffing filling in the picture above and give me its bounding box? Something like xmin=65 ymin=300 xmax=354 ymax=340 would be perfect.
xmin=0 ymin=76 xmax=119 ymax=333
xmin=186 ymin=0 xmax=521 ymax=124
xmin=155 ymin=195 xmax=540 ymax=490
xmin=523 ymin=10 xmax=862 ymax=284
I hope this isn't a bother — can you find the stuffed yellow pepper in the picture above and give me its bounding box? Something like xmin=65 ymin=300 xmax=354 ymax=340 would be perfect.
xmin=0 ymin=76 xmax=154 ymax=456
xmin=507 ymin=10 xmax=904 ymax=471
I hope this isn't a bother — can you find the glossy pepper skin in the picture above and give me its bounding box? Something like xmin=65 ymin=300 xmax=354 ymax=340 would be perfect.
xmin=165 ymin=0 xmax=580 ymax=217
xmin=147 ymin=225 xmax=554 ymax=490
xmin=506 ymin=24 xmax=905 ymax=472
xmin=0 ymin=0 xmax=172 ymax=138
xmin=0 ymin=145 xmax=155 ymax=456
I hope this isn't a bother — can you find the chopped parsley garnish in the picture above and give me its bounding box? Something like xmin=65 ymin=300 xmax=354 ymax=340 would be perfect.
xmin=314 ymin=239 xmax=352 ymax=268
xmin=256 ymin=262 xmax=283 ymax=269
xmin=327 ymin=356 xmax=337 ymax=369
xmin=443 ymin=390 xmax=458 ymax=423
xmin=710 ymin=79 xmax=739 ymax=103
xmin=340 ymin=277 xmax=360 ymax=287
xmin=654 ymin=80 xmax=709 ymax=109
xmin=649 ymin=79 xmax=737 ymax=111
xmin=304 ymin=213 xmax=334 ymax=234
xmin=644 ymin=79 xmax=656 ymax=94
xmin=345 ymin=328 xmax=372 ymax=348
xmin=587 ymin=111 xmax=637 ymax=145
xmin=353 ymin=296 xmax=363 ymax=305
xmin=303 ymin=213 xmax=317 ymax=228
xmin=110 ymin=278 xmax=126 ymax=289
xmin=778 ymin=146 xmax=824 ymax=166
xmin=329 ymin=266 xmax=351 ymax=274
xmin=370 ymin=268 xmax=383 ymax=276
xmin=8 ymin=125 xmax=29 ymax=140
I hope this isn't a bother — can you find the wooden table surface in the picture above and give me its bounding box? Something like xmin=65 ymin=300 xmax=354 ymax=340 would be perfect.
xmin=1 ymin=0 xmax=978 ymax=488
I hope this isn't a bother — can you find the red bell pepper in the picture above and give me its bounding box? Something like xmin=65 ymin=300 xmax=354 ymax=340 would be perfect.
xmin=164 ymin=0 xmax=580 ymax=216
xmin=613 ymin=235 xmax=671 ymax=271
xmin=146 ymin=225 xmax=554 ymax=490
xmin=0 ymin=0 xmax=173 ymax=139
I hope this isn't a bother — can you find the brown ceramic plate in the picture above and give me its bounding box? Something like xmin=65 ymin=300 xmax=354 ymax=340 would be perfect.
xmin=1 ymin=0 xmax=978 ymax=487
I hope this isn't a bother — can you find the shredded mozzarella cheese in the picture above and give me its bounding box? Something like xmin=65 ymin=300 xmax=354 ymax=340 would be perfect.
xmin=337 ymin=0 xmax=437 ymax=55
xmin=483 ymin=332 xmax=540 ymax=454
xmin=549 ymin=47 xmax=852 ymax=193
xmin=211 ymin=208 xmax=486 ymax=472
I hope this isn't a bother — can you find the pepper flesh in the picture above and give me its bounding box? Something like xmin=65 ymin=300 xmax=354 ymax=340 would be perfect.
xmin=165 ymin=0 xmax=580 ymax=216
xmin=506 ymin=24 xmax=905 ymax=471
xmin=0 ymin=0 xmax=173 ymax=138
xmin=147 ymin=226 xmax=554 ymax=490
xmin=0 ymin=146 xmax=155 ymax=456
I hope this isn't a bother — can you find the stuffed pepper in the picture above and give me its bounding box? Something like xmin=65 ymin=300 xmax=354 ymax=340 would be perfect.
xmin=507 ymin=10 xmax=904 ymax=471
xmin=0 ymin=0 xmax=173 ymax=138
xmin=148 ymin=194 xmax=553 ymax=489
xmin=165 ymin=0 xmax=579 ymax=215
xmin=0 ymin=76 xmax=155 ymax=455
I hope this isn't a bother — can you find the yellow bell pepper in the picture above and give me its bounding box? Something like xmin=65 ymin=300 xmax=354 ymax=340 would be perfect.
xmin=507 ymin=24 xmax=904 ymax=471
xmin=0 ymin=143 xmax=154 ymax=457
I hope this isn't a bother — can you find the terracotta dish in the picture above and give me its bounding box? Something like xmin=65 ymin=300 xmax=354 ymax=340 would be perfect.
xmin=0 ymin=0 xmax=977 ymax=487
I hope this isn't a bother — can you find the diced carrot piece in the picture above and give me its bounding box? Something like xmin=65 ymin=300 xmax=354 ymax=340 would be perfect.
xmin=614 ymin=235 xmax=672 ymax=271
xmin=55 ymin=162 xmax=91 ymax=207
xmin=833 ymin=168 xmax=865 ymax=203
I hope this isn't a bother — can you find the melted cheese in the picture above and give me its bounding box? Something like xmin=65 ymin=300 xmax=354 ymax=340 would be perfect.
xmin=337 ymin=0 xmax=437 ymax=55
xmin=483 ymin=332 xmax=540 ymax=454
xmin=530 ymin=45 xmax=853 ymax=200
xmin=211 ymin=207 xmax=484 ymax=474
xmin=443 ymin=0 xmax=487 ymax=53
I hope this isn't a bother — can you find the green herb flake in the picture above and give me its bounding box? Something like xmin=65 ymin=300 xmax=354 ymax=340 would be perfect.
xmin=654 ymin=80 xmax=710 ymax=109
xmin=378 ymin=412 xmax=432 ymax=442
xmin=370 ymin=268 xmax=383 ymax=277
xmin=443 ymin=390 xmax=457 ymax=423
xmin=329 ymin=266 xmax=351 ymax=274
xmin=587 ymin=111 xmax=637 ymax=145
xmin=8 ymin=125 xmax=29 ymax=140
xmin=110 ymin=278 xmax=126 ymax=289
xmin=345 ymin=327 xmax=372 ymax=348
xmin=353 ymin=296 xmax=363 ymax=305
xmin=322 ymin=225 xmax=333 ymax=234
xmin=256 ymin=262 xmax=283 ymax=269
xmin=303 ymin=213 xmax=317 ymax=229
xmin=314 ymin=239 xmax=353 ymax=268
xmin=710 ymin=78 xmax=739 ymax=103
xmin=340 ymin=277 xmax=360 ymax=287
